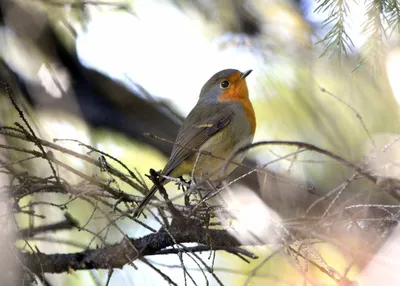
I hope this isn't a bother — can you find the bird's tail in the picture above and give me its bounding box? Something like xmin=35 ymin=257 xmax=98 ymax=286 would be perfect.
xmin=133 ymin=183 xmax=162 ymax=218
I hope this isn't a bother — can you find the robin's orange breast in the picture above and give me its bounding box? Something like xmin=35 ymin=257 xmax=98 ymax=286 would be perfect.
xmin=218 ymin=73 xmax=256 ymax=134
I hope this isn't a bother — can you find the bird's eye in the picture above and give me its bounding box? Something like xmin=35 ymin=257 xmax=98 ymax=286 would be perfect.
xmin=220 ymin=80 xmax=230 ymax=89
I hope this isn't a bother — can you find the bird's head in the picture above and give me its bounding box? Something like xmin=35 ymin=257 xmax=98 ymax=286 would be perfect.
xmin=199 ymin=69 xmax=252 ymax=104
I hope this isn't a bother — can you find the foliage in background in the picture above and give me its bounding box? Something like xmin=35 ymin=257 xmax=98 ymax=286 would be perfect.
xmin=315 ymin=0 xmax=400 ymax=72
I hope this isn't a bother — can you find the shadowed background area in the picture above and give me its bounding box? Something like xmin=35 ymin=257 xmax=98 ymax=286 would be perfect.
xmin=1 ymin=0 xmax=400 ymax=285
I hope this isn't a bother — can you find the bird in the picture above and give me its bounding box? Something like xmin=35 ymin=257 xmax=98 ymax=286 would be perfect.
xmin=133 ymin=69 xmax=256 ymax=218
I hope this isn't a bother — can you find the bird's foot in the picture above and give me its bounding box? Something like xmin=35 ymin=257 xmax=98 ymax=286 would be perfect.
xmin=176 ymin=176 xmax=190 ymax=189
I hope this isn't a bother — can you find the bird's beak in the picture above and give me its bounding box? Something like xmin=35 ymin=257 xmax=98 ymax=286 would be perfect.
xmin=240 ymin=70 xmax=253 ymax=79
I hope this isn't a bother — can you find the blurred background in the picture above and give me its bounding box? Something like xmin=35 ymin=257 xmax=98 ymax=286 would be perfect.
xmin=1 ymin=0 xmax=400 ymax=285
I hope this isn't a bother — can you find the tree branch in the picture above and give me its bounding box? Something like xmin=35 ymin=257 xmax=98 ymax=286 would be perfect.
xmin=18 ymin=213 xmax=79 ymax=238
xmin=21 ymin=224 xmax=245 ymax=274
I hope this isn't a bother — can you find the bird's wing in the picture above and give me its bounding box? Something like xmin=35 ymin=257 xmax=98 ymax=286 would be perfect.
xmin=163 ymin=104 xmax=234 ymax=175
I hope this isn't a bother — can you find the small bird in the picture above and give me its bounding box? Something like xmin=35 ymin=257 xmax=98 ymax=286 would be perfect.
xmin=134 ymin=69 xmax=256 ymax=218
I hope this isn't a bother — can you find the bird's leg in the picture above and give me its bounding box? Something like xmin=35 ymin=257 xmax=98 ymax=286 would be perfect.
xmin=175 ymin=175 xmax=189 ymax=190
xmin=175 ymin=175 xmax=205 ymax=206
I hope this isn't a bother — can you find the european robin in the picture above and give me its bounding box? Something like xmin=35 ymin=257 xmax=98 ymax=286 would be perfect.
xmin=134 ymin=69 xmax=255 ymax=218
